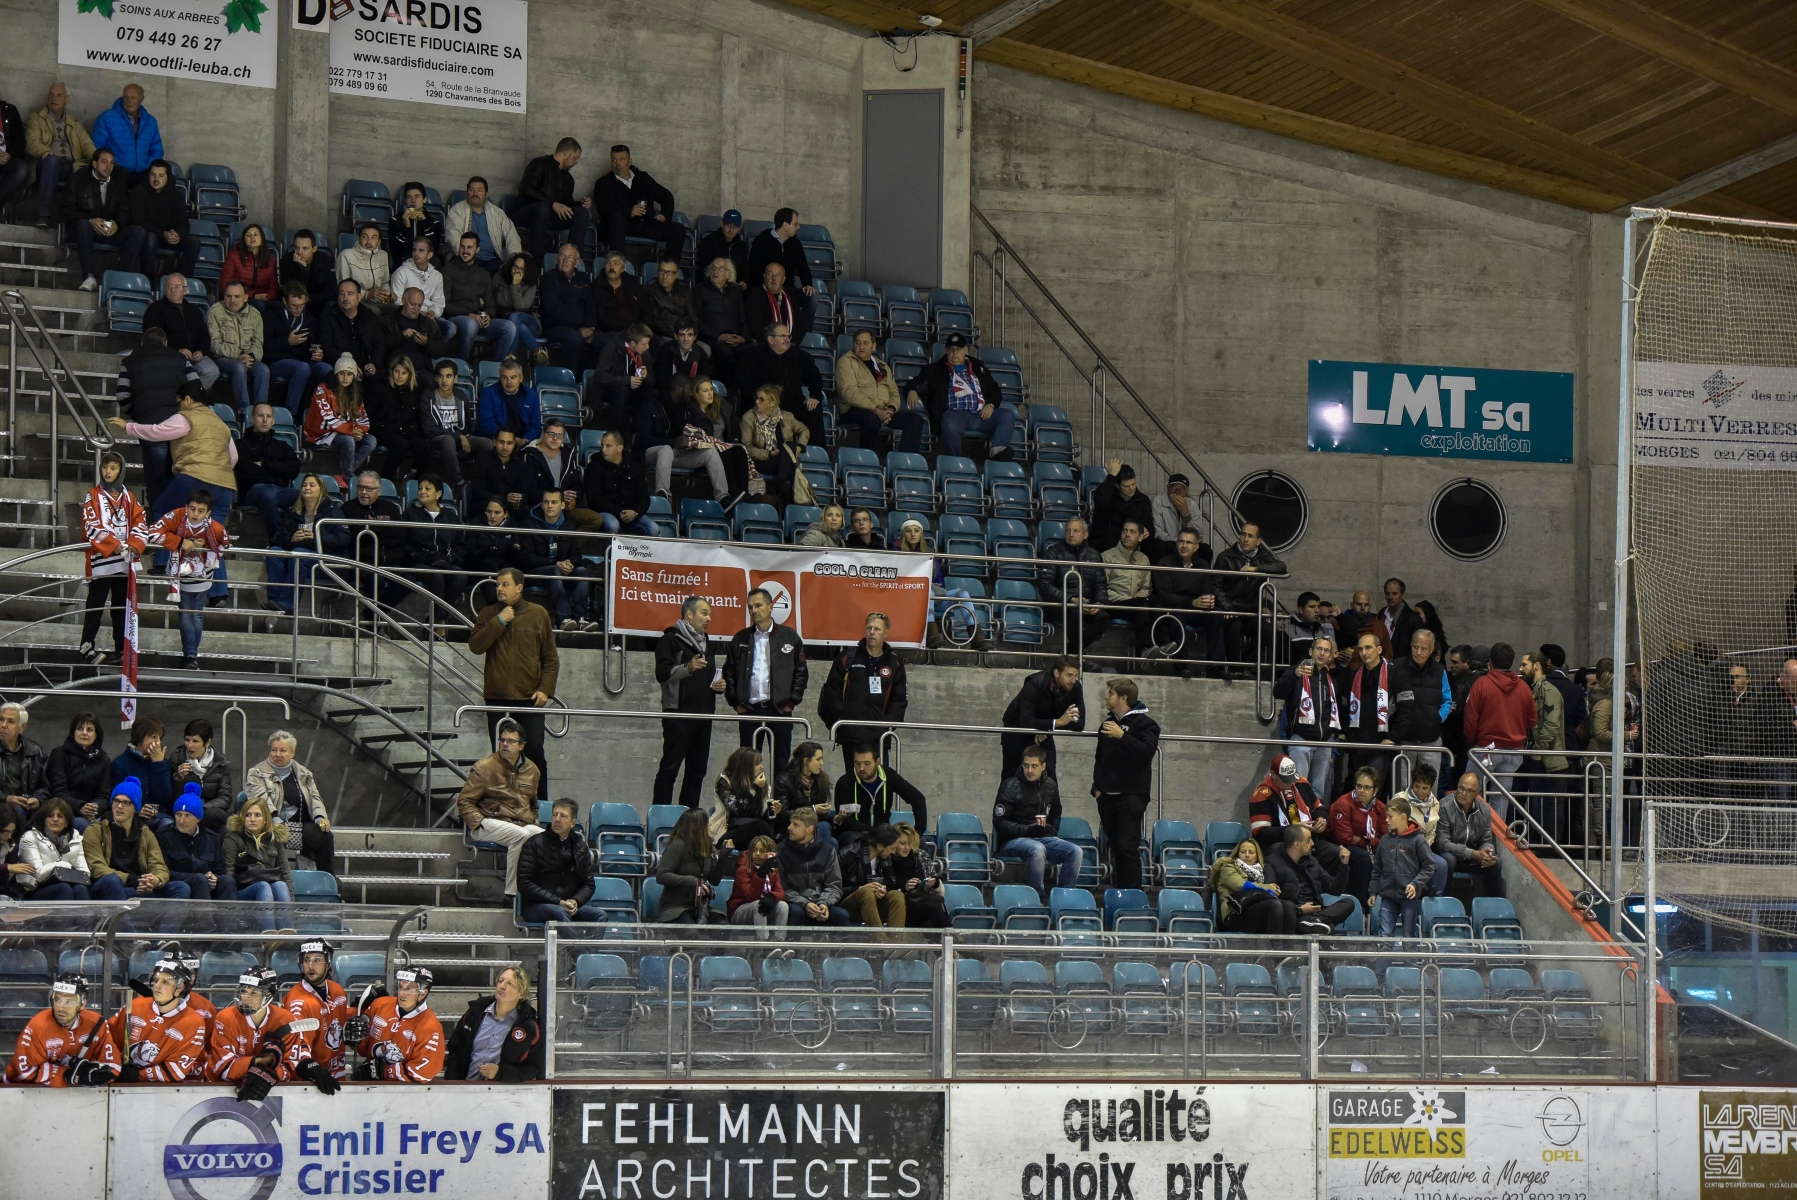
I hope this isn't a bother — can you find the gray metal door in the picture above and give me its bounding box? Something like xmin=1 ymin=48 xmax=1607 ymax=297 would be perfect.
xmin=862 ymin=90 xmax=944 ymax=289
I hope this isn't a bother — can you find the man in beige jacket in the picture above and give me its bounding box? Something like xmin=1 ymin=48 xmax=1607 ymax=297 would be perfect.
xmin=834 ymin=329 xmax=926 ymax=453
xmin=208 ymin=280 xmax=269 ymax=417
xmin=25 ymin=82 xmax=95 ymax=228
xmin=457 ymin=718 xmax=543 ymax=896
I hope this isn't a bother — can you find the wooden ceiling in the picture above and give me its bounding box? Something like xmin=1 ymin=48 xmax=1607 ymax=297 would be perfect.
xmin=781 ymin=0 xmax=1797 ymax=220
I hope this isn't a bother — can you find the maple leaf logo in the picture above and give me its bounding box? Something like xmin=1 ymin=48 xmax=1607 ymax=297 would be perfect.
xmin=222 ymin=0 xmax=267 ymax=33
xmin=76 ymin=0 xmax=116 ymax=17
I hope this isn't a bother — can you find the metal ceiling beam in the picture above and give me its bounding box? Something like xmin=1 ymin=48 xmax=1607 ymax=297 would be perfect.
xmin=962 ymin=0 xmax=1069 ymax=46
xmin=1160 ymin=0 xmax=1676 ymax=199
xmin=1531 ymin=0 xmax=1797 ymax=118
xmin=1622 ymin=131 xmax=1797 ymax=212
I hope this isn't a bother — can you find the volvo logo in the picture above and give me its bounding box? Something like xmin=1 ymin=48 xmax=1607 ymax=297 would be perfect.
xmin=162 ymin=1097 xmax=285 ymax=1200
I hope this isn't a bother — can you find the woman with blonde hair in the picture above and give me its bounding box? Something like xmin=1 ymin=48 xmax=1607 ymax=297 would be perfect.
xmin=799 ymin=503 xmax=846 ymax=548
xmin=224 ymin=795 xmax=292 ymax=903
xmin=1207 ymin=837 xmax=1296 ymax=934
xmin=444 ymin=964 xmax=544 ymax=1081
xmin=264 ymin=473 xmax=346 ymax=614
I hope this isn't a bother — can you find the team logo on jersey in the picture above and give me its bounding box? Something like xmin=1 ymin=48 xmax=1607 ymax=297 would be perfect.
xmin=325 ymin=1021 xmax=342 ymax=1050
xmin=162 ymin=1096 xmax=284 ymax=1200
xmin=129 ymin=1039 xmax=163 ymax=1066
xmin=511 ymin=1027 xmax=526 ymax=1041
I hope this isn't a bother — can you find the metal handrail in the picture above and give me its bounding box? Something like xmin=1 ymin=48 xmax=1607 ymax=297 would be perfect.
xmin=970 ymin=207 xmax=1244 ymax=528
xmin=1 ymin=288 xmax=113 ymax=510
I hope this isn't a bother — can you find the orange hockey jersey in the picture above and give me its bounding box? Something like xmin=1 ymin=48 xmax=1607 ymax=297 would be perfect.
xmin=81 ymin=484 xmax=147 ymax=579
xmin=108 ymin=995 xmax=209 ymax=1082
xmin=356 ymin=996 xmax=445 ymax=1082
xmin=6 ymin=1008 xmax=119 ymax=1086
xmin=206 ymin=1004 xmax=307 ymax=1082
xmin=284 ymin=978 xmax=349 ymax=1079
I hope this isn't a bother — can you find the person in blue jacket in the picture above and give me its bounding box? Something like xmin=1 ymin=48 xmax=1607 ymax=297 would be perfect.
xmin=90 ymin=84 xmax=163 ymax=189
xmin=475 ymin=357 xmax=542 ymax=442
xmin=109 ymin=716 xmax=174 ymax=823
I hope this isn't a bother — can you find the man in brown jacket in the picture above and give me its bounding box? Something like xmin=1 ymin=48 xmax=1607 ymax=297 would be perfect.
xmin=469 ymin=567 xmax=559 ymax=801
xmin=82 ymin=776 xmax=192 ymax=899
xmin=834 ymin=329 xmax=925 ymax=452
xmin=456 ymin=719 xmax=543 ymax=896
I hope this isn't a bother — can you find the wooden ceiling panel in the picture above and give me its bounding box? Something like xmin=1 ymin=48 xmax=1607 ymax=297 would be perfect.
xmin=772 ymin=0 xmax=1797 ymax=216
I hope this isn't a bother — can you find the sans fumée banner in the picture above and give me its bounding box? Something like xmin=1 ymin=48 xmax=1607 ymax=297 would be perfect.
xmin=947 ymin=1083 xmax=1315 ymax=1200
xmin=1309 ymin=360 xmax=1574 ymax=464
xmin=551 ymin=1087 xmax=946 ymax=1200
xmin=60 ymin=0 xmax=278 ymax=88
xmin=1634 ymin=362 xmax=1797 ymax=469
xmin=107 ymin=1085 xmax=550 ymax=1198
xmin=607 ymin=539 xmax=932 ymax=647
xmin=295 ymin=0 xmax=528 ymax=112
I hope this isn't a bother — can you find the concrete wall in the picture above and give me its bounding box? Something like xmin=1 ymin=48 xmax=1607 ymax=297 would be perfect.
xmin=971 ymin=63 xmax=1616 ymax=661
xmin=3 ymin=0 xmax=971 ymax=287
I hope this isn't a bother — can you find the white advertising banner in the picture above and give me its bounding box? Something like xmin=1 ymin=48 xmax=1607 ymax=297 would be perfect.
xmin=0 ymin=1085 xmax=109 ymax=1200
xmin=947 ymin=1082 xmax=1316 ymax=1200
xmin=1635 ymin=362 xmax=1797 ymax=469
xmin=326 ymin=0 xmax=528 ymax=112
xmin=108 ymin=1084 xmax=551 ymax=1198
xmin=1658 ymin=1087 xmax=1797 ymax=1200
xmin=59 ymin=0 xmax=278 ymax=89
xmin=1320 ymin=1085 xmax=1638 ymax=1200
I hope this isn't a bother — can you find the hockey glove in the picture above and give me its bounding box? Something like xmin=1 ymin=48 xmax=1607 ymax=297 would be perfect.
xmin=295 ymin=1058 xmax=341 ymax=1096
xmin=234 ymin=1063 xmax=278 ymax=1103
xmin=63 ymin=1058 xmax=113 ymax=1088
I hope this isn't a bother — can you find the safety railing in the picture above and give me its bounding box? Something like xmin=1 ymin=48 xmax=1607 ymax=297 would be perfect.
xmin=539 ymin=927 xmax=1640 ymax=1082
xmin=9 ymin=685 xmax=289 ymax=778
xmin=970 ymin=208 xmax=1243 ymax=540
xmin=453 ymin=704 xmax=813 ymax=774
xmin=1 ymin=287 xmax=114 ymax=507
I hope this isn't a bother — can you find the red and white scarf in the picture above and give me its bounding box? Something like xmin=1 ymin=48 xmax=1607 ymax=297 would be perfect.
xmin=1295 ymin=670 xmax=1339 ymax=731
xmin=1348 ymin=661 xmax=1390 ymax=732
xmin=764 ymin=287 xmax=793 ymax=329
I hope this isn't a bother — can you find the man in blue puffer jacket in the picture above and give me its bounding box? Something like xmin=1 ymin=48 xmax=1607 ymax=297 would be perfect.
xmin=91 ymin=85 xmax=163 ymax=188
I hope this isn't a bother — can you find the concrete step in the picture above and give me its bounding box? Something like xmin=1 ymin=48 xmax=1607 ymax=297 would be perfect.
xmin=0 ymin=223 xmax=63 ymax=249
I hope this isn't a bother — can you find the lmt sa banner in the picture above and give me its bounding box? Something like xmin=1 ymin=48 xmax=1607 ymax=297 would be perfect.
xmin=1308 ymin=360 xmax=1574 ymax=464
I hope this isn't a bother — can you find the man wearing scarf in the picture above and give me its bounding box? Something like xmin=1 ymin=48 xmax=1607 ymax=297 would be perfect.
xmin=1337 ymin=630 xmax=1394 ymax=797
xmin=652 ymin=597 xmax=726 ymax=809
xmin=1273 ymin=635 xmax=1344 ymax=806
xmin=1247 ymin=754 xmax=1328 ymax=856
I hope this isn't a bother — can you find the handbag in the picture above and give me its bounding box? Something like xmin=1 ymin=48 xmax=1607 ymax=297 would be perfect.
xmin=284 ymin=822 xmax=304 ymax=852
xmin=789 ymin=450 xmax=815 ymax=506
xmin=50 ymin=863 xmax=88 ymax=885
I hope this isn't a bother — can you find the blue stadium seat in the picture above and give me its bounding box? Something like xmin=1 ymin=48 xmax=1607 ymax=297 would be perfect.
xmin=1114 ymin=962 xmax=1173 ymax=1035
xmin=884 ymin=285 xmax=929 ymax=341
xmin=937 ymin=456 xmax=985 ymax=516
xmin=884 ymin=959 xmax=934 ymax=1033
xmin=837 ymin=280 xmax=882 ymax=337
xmin=762 ymin=957 xmax=823 ymax=1035
xmin=291 ymin=869 xmax=341 ymax=902
xmin=993 ymin=883 xmax=1051 ymax=930
xmin=944 ymin=882 xmax=996 ymax=929
xmin=995 ymin=579 xmax=1044 ymax=644
xmin=929 ymin=289 xmax=974 ymax=342
xmin=574 ymin=953 xmax=634 ymax=1032
xmin=699 ymin=956 xmax=761 ymax=1034
xmin=1037 ymin=520 xmax=1066 ymax=556
xmin=985 ymin=460 xmax=1031 ymax=520
xmin=1050 ymin=887 xmax=1101 ymax=934
xmin=1057 ymin=816 xmax=1102 ymax=888
xmin=734 ymin=501 xmax=783 ymax=543
xmin=798 ymin=446 xmax=838 ymax=506
xmin=785 ymin=503 xmax=823 ymax=543
xmin=680 ymin=498 xmax=731 ymax=540
xmin=887 ymin=451 xmax=935 ymax=513
xmin=1000 ymin=960 xmax=1055 ymax=1035
xmin=937 ymin=812 xmax=992 ymax=883
xmin=1225 ymin=962 xmax=1280 ymax=1037
xmin=823 ymin=957 xmax=881 ymax=1032
xmin=886 ymin=338 xmax=928 ymax=390
xmin=981 ymin=346 xmax=1027 ymax=406
xmin=1104 ymin=887 xmax=1156 ymax=933
xmin=955 ymin=959 xmax=1000 ymax=1031
xmin=198 ymin=951 xmax=258 ymax=997
xmin=1056 ymin=960 xmax=1114 ymax=1033
xmin=1541 ymin=970 xmax=1599 ymax=1040
xmin=987 ymin=517 xmax=1034 ymax=581
xmin=588 ymin=801 xmax=648 ymax=876
xmin=1029 ymin=404 xmax=1077 ymax=463
xmin=1204 ymin=820 xmax=1249 ymax=863
xmin=1472 ymin=896 xmax=1524 ymax=945
xmin=645 ymin=494 xmax=677 ymax=538
xmin=836 ymin=446 xmax=885 ymax=510
xmin=103 ymin=269 xmax=153 ymax=332
xmin=800 ymin=332 xmax=835 ymax=389
xmin=0 ymin=949 xmax=49 ymax=1017
xmin=1033 ymin=461 xmax=1081 ymax=521
xmin=1333 ymin=965 xmax=1386 ymax=1039
xmin=1177 ymin=962 xmax=1227 ymax=1039
xmin=938 ymin=513 xmax=986 ymax=581
xmin=1157 ymin=888 xmax=1212 ymax=935
xmin=1422 ymin=896 xmax=1474 ymax=941
xmin=589 ymin=877 xmax=639 ymax=923
xmin=1153 ymin=820 xmax=1206 ymax=888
